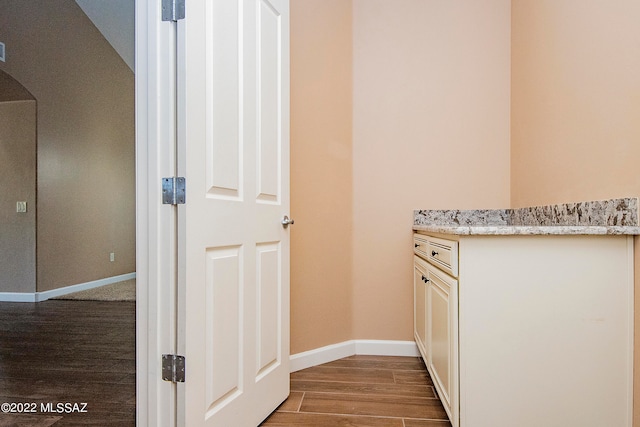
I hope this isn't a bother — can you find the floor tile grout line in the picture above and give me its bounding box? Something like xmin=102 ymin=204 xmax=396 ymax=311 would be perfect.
xmin=291 ymin=378 xmax=433 ymax=387
xmin=291 ymin=409 xmax=450 ymax=423
xmin=291 ymin=410 xmax=412 ymax=420
xmin=291 ymin=378 xmax=431 ymax=384
xmin=291 ymin=383 xmax=411 ymax=389
xmin=291 ymin=379 xmax=430 ymax=386
xmin=308 ymin=366 xmax=425 ymax=373
xmin=289 ymin=390 xmax=441 ymax=400
xmin=296 ymin=392 xmax=305 ymax=413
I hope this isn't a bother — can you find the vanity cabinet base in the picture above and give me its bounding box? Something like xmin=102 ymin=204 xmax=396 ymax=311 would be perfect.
xmin=414 ymin=233 xmax=634 ymax=427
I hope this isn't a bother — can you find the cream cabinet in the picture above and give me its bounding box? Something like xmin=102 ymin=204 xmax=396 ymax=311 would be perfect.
xmin=414 ymin=234 xmax=459 ymax=426
xmin=426 ymin=262 xmax=457 ymax=425
xmin=413 ymin=232 xmax=634 ymax=427
xmin=413 ymin=256 xmax=428 ymax=357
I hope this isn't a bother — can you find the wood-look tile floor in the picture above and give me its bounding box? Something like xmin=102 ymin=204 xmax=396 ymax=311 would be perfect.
xmin=261 ymin=355 xmax=452 ymax=427
xmin=0 ymin=300 xmax=136 ymax=426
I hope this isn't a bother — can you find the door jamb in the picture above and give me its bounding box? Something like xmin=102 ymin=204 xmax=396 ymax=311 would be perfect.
xmin=135 ymin=0 xmax=178 ymax=425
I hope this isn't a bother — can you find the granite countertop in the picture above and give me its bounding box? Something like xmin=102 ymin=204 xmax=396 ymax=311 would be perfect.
xmin=413 ymin=198 xmax=640 ymax=236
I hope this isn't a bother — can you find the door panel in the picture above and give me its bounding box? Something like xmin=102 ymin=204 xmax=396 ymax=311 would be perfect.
xmin=257 ymin=0 xmax=282 ymax=203
xmin=206 ymin=0 xmax=242 ymax=199
xmin=178 ymin=0 xmax=290 ymax=426
xmin=256 ymin=242 xmax=281 ymax=377
xmin=205 ymin=246 xmax=242 ymax=412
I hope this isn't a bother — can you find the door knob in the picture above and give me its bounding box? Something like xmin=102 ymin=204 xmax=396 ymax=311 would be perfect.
xmin=281 ymin=215 xmax=295 ymax=228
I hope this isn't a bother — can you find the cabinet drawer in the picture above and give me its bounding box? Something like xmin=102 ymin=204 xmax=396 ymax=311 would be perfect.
xmin=413 ymin=235 xmax=430 ymax=260
xmin=414 ymin=234 xmax=458 ymax=277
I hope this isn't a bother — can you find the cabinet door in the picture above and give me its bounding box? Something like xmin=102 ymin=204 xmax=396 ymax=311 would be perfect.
xmin=413 ymin=256 xmax=428 ymax=359
xmin=427 ymin=265 xmax=458 ymax=427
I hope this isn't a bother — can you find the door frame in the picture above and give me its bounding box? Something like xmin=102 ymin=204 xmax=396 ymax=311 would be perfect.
xmin=135 ymin=0 xmax=177 ymax=425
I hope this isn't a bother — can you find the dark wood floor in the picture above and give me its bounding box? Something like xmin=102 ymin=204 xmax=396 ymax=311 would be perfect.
xmin=261 ymin=355 xmax=452 ymax=427
xmin=0 ymin=300 xmax=136 ymax=426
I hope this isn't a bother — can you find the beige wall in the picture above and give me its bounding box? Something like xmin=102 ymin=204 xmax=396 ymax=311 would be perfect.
xmin=511 ymin=0 xmax=640 ymax=207
xmin=0 ymin=0 xmax=135 ymax=292
xmin=290 ymin=0 xmax=354 ymax=354
xmin=510 ymin=1 xmax=640 ymax=424
xmin=0 ymin=100 xmax=37 ymax=293
xmin=290 ymin=0 xmax=511 ymax=351
xmin=351 ymin=0 xmax=511 ymax=340
xmin=292 ymin=13 xmax=639 ymax=422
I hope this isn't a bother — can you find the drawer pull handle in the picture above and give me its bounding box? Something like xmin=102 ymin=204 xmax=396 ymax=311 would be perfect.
xmin=414 ymin=243 xmax=420 ymax=248
xmin=431 ymin=250 xmax=439 ymax=257
xmin=421 ymin=275 xmax=429 ymax=283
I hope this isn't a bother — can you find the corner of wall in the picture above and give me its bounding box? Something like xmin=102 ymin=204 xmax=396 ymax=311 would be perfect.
xmin=290 ymin=0 xmax=355 ymax=355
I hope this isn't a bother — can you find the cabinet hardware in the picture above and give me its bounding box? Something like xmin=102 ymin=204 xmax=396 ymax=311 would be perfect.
xmin=431 ymin=250 xmax=439 ymax=257
xmin=415 ymin=243 xmax=420 ymax=248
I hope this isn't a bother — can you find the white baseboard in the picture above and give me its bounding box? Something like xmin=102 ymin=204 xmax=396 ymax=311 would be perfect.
xmin=354 ymin=340 xmax=420 ymax=357
xmin=0 ymin=272 xmax=136 ymax=302
xmin=290 ymin=339 xmax=419 ymax=373
xmin=290 ymin=341 xmax=356 ymax=372
xmin=0 ymin=292 xmax=37 ymax=303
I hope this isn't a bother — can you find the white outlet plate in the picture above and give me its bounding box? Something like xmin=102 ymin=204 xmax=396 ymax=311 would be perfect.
xmin=110 ymin=252 xmax=115 ymax=262
xmin=16 ymin=201 xmax=27 ymax=213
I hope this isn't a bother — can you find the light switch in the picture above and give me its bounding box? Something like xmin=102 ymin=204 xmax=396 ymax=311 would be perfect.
xmin=16 ymin=201 xmax=27 ymax=213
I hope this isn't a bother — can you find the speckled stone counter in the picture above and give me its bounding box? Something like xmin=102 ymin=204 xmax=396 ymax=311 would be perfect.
xmin=413 ymin=198 xmax=640 ymax=235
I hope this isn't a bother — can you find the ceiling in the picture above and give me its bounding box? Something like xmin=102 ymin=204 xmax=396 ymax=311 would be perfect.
xmin=75 ymin=0 xmax=134 ymax=71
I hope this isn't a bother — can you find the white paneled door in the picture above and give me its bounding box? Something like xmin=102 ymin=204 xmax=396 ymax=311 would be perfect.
xmin=176 ymin=1 xmax=290 ymax=426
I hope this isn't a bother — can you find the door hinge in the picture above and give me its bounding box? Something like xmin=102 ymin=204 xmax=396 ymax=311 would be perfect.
xmin=162 ymin=354 xmax=186 ymax=383
xmin=162 ymin=0 xmax=185 ymax=21
xmin=162 ymin=177 xmax=186 ymax=205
